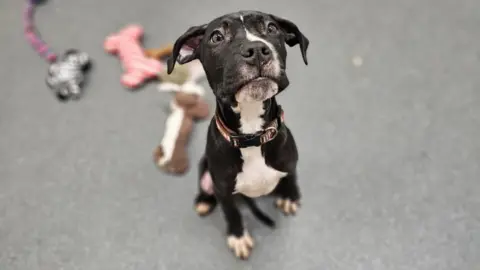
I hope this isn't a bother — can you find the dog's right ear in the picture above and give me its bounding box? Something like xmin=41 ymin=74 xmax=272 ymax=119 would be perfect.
xmin=167 ymin=24 xmax=207 ymax=74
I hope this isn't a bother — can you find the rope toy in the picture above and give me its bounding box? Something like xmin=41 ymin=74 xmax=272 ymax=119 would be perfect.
xmin=24 ymin=0 xmax=92 ymax=101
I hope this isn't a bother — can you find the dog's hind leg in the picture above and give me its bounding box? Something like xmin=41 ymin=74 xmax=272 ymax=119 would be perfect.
xmin=194 ymin=155 xmax=217 ymax=216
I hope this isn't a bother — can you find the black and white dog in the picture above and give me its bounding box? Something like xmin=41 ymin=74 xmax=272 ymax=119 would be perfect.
xmin=167 ymin=10 xmax=309 ymax=259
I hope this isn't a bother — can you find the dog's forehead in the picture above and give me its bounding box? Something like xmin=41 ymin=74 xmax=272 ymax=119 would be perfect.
xmin=205 ymin=11 xmax=271 ymax=32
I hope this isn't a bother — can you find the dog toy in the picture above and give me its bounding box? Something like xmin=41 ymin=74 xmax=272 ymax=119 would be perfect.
xmin=144 ymin=45 xmax=189 ymax=84
xmin=153 ymin=62 xmax=209 ymax=175
xmin=24 ymin=0 xmax=91 ymax=101
xmin=145 ymin=45 xmax=205 ymax=85
xmin=143 ymin=44 xmax=173 ymax=60
xmin=104 ymin=25 xmax=162 ymax=89
xmin=153 ymin=83 xmax=210 ymax=174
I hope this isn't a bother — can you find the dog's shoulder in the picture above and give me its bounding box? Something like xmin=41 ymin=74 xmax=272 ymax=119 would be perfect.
xmin=263 ymin=124 xmax=298 ymax=173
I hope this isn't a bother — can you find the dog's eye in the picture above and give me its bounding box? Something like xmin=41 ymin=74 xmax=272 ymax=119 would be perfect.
xmin=210 ymin=31 xmax=224 ymax=44
xmin=267 ymin=23 xmax=278 ymax=34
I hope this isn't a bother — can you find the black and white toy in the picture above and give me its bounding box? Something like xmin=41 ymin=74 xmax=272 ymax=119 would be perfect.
xmin=24 ymin=0 xmax=92 ymax=101
xmin=45 ymin=49 xmax=91 ymax=101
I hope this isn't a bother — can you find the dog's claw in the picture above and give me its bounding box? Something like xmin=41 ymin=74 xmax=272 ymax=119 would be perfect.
xmin=276 ymin=198 xmax=299 ymax=215
xmin=227 ymin=231 xmax=254 ymax=259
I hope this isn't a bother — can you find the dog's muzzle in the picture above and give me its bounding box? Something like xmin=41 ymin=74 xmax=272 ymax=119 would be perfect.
xmin=235 ymin=77 xmax=279 ymax=102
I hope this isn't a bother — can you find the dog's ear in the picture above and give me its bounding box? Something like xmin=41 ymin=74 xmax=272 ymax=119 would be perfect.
xmin=167 ymin=24 xmax=207 ymax=74
xmin=270 ymin=14 xmax=309 ymax=65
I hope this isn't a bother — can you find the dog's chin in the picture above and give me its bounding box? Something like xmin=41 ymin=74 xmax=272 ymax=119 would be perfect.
xmin=235 ymin=78 xmax=279 ymax=103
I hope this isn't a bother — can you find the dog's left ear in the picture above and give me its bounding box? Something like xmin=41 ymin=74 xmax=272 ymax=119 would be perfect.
xmin=270 ymin=14 xmax=309 ymax=65
xmin=167 ymin=24 xmax=207 ymax=74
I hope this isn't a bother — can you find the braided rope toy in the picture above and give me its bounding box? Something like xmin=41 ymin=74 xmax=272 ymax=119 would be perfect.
xmin=24 ymin=0 xmax=92 ymax=101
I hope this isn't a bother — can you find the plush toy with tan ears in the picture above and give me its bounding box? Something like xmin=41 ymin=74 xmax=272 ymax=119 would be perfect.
xmin=152 ymin=54 xmax=209 ymax=175
xmin=144 ymin=45 xmax=201 ymax=85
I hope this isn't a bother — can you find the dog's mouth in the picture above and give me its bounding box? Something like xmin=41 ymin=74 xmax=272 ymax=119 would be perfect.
xmin=235 ymin=77 xmax=279 ymax=103
xmin=238 ymin=76 xmax=275 ymax=87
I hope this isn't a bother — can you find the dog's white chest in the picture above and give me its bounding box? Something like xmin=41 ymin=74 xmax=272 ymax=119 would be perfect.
xmin=232 ymin=100 xmax=287 ymax=197
xmin=234 ymin=147 xmax=287 ymax=198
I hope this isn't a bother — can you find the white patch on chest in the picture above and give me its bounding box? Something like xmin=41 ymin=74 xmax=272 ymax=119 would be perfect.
xmin=232 ymin=101 xmax=287 ymax=198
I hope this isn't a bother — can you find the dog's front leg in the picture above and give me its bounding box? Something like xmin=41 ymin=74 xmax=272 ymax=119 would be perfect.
xmin=217 ymin=193 xmax=254 ymax=260
xmin=274 ymin=171 xmax=301 ymax=215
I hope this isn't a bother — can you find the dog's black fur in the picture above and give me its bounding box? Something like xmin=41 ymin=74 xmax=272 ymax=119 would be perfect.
xmin=167 ymin=10 xmax=309 ymax=259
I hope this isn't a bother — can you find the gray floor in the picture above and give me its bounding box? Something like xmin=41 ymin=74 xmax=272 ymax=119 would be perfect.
xmin=1 ymin=0 xmax=479 ymax=269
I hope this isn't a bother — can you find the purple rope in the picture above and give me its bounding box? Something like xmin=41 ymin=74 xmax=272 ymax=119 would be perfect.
xmin=24 ymin=0 xmax=57 ymax=63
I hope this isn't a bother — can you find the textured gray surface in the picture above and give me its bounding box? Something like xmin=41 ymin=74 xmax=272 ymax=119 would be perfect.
xmin=1 ymin=0 xmax=479 ymax=269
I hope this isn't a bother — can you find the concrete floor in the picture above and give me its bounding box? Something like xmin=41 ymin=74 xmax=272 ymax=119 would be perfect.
xmin=1 ymin=0 xmax=479 ymax=269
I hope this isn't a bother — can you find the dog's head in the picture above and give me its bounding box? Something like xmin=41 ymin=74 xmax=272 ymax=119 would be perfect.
xmin=167 ymin=11 xmax=309 ymax=105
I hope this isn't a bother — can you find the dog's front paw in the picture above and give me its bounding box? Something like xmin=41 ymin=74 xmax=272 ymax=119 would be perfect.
xmin=276 ymin=198 xmax=300 ymax=215
xmin=227 ymin=231 xmax=254 ymax=260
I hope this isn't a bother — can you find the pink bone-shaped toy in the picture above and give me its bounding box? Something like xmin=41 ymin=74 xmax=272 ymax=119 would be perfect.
xmin=104 ymin=25 xmax=162 ymax=89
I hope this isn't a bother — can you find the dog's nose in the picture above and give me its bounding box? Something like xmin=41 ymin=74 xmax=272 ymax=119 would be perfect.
xmin=241 ymin=41 xmax=272 ymax=65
